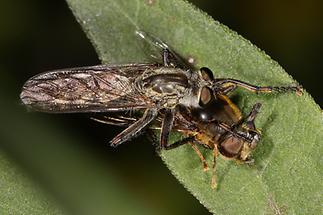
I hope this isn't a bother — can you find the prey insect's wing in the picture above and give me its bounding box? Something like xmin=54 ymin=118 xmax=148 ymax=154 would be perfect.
xmin=20 ymin=64 xmax=159 ymax=113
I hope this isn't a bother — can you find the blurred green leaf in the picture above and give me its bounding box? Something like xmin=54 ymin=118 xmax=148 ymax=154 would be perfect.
xmin=0 ymin=91 xmax=160 ymax=215
xmin=0 ymin=150 xmax=66 ymax=215
xmin=65 ymin=0 xmax=322 ymax=214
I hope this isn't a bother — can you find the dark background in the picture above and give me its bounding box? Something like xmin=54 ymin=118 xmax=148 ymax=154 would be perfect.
xmin=0 ymin=0 xmax=322 ymax=214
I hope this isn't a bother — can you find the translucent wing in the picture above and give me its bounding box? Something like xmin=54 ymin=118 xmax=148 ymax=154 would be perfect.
xmin=20 ymin=64 xmax=159 ymax=113
xmin=136 ymin=31 xmax=195 ymax=71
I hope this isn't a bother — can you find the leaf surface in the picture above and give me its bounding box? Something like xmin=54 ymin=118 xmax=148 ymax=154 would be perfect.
xmin=66 ymin=0 xmax=323 ymax=214
xmin=0 ymin=150 xmax=66 ymax=215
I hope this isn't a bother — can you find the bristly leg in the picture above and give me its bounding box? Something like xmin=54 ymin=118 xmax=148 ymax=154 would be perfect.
xmin=211 ymin=146 xmax=219 ymax=189
xmin=189 ymin=142 xmax=209 ymax=171
xmin=91 ymin=115 xmax=137 ymax=127
xmin=162 ymin=48 xmax=171 ymax=67
xmin=213 ymin=78 xmax=303 ymax=96
xmin=163 ymin=136 xmax=210 ymax=171
xmin=160 ymin=109 xmax=175 ymax=149
xmin=244 ymin=103 xmax=262 ymax=131
xmin=163 ymin=136 xmax=196 ymax=150
xmin=110 ymin=108 xmax=158 ymax=147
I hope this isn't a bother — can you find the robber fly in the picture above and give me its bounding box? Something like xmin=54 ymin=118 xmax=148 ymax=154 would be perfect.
xmin=20 ymin=32 xmax=302 ymax=187
xmin=19 ymin=47 xmax=301 ymax=147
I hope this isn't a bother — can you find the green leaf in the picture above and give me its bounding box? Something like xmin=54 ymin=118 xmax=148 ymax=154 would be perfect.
xmin=0 ymin=150 xmax=66 ymax=215
xmin=0 ymin=90 xmax=160 ymax=215
xmin=66 ymin=0 xmax=322 ymax=214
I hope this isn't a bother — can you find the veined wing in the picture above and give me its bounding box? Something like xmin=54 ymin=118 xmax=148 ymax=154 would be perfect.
xmin=20 ymin=64 xmax=159 ymax=113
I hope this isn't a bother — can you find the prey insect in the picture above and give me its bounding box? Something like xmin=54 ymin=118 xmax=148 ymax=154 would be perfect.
xmin=170 ymin=91 xmax=263 ymax=189
xmin=20 ymin=35 xmax=302 ymax=188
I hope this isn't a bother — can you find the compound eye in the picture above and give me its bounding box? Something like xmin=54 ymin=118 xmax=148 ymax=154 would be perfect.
xmin=199 ymin=86 xmax=213 ymax=106
xmin=218 ymin=135 xmax=243 ymax=158
xmin=200 ymin=67 xmax=214 ymax=81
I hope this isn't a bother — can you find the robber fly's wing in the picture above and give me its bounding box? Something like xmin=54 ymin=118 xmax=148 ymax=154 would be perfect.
xmin=20 ymin=64 xmax=159 ymax=113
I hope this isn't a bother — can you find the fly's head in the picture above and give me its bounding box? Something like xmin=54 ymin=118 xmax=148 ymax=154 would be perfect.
xmin=179 ymin=67 xmax=219 ymax=120
xmin=218 ymin=112 xmax=261 ymax=162
xmin=191 ymin=67 xmax=242 ymax=123
xmin=196 ymin=67 xmax=216 ymax=107
xmin=216 ymin=127 xmax=260 ymax=163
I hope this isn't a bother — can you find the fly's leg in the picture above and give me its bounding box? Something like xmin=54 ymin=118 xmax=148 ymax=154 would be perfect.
xmin=214 ymin=78 xmax=303 ymax=96
xmin=91 ymin=115 xmax=136 ymax=127
xmin=211 ymin=146 xmax=219 ymax=189
xmin=232 ymin=102 xmax=262 ymax=129
xmin=244 ymin=102 xmax=262 ymax=130
xmin=162 ymin=48 xmax=185 ymax=68
xmin=219 ymin=85 xmax=237 ymax=94
xmin=163 ymin=136 xmax=210 ymax=171
xmin=110 ymin=108 xmax=158 ymax=147
xmin=160 ymin=109 xmax=175 ymax=148
xmin=190 ymin=142 xmax=209 ymax=171
xmin=163 ymin=136 xmax=195 ymax=150
xmin=162 ymin=48 xmax=171 ymax=67
xmin=243 ymin=103 xmax=262 ymax=151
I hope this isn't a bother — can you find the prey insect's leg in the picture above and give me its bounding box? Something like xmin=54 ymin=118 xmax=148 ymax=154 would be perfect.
xmin=214 ymin=78 xmax=302 ymax=95
xmin=211 ymin=146 xmax=219 ymax=189
xmin=244 ymin=103 xmax=262 ymax=130
xmin=110 ymin=109 xmax=158 ymax=147
xmin=232 ymin=102 xmax=262 ymax=129
xmin=164 ymin=136 xmax=209 ymax=171
xmin=163 ymin=136 xmax=196 ymax=150
xmin=160 ymin=109 xmax=175 ymax=149
xmin=190 ymin=142 xmax=209 ymax=171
